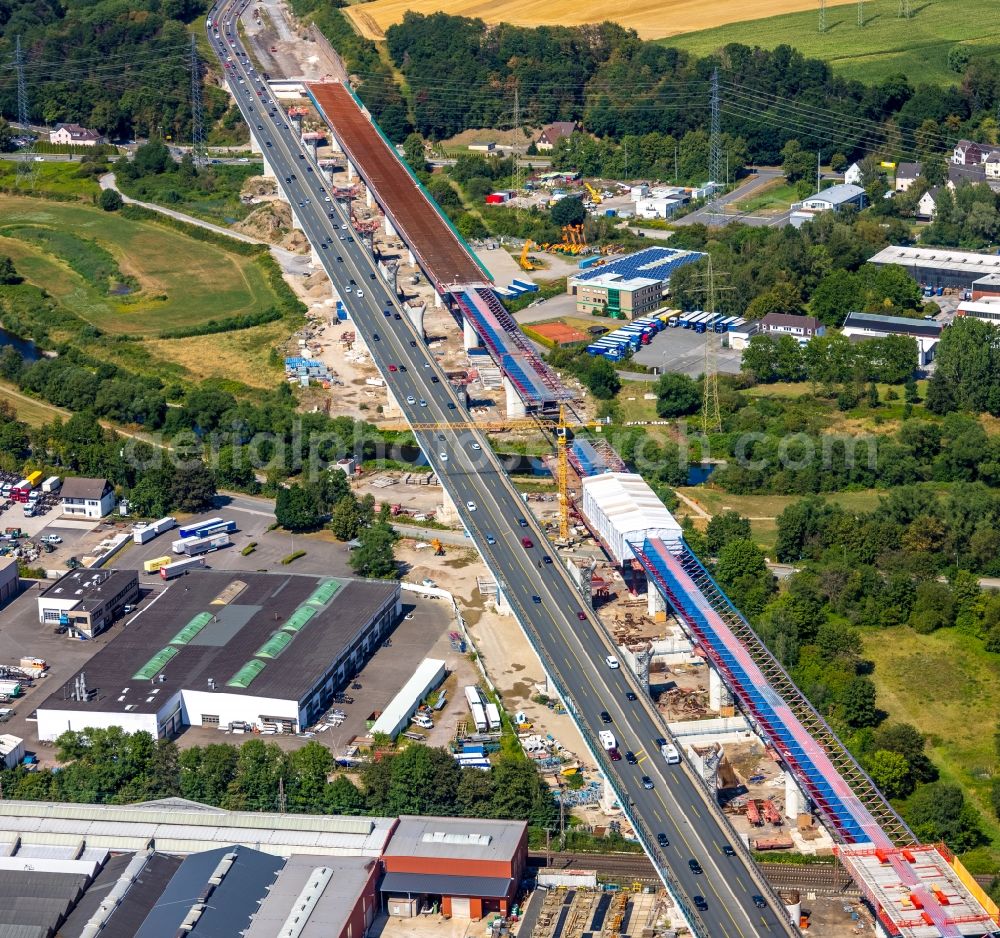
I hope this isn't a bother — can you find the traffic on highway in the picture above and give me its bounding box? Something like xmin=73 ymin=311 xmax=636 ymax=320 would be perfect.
xmin=207 ymin=5 xmax=796 ymax=934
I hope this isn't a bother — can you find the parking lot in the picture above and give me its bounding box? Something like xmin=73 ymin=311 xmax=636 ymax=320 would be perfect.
xmin=631 ymin=325 xmax=744 ymax=376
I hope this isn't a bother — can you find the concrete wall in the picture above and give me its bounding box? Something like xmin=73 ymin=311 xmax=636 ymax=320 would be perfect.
xmin=37 ymin=706 xmax=159 ymax=741
xmin=181 ymin=689 xmax=302 ymax=731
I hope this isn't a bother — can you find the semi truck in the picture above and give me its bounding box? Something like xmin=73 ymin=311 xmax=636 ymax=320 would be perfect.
xmin=132 ymin=516 xmax=177 ymax=544
xmin=160 ymin=556 xmax=207 ymax=579
xmin=143 ymin=555 xmax=173 ymax=573
xmin=171 ymin=533 xmax=230 ymax=556
xmin=41 ymin=476 xmax=62 ymax=494
xmin=177 ymin=517 xmax=223 ymax=538
xmin=0 ymin=680 xmax=23 ymax=699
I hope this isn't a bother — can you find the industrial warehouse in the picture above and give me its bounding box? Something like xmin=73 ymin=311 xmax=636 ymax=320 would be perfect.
xmin=36 ymin=571 xmax=400 ymax=741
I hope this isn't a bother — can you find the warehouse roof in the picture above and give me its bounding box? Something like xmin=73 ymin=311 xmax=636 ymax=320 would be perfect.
xmin=803 ymin=182 xmax=865 ymax=206
xmin=368 ymin=658 xmax=445 ymax=738
xmin=580 ymin=473 xmax=682 ymax=543
xmin=245 ymin=854 xmax=377 ymax=938
xmin=0 ymin=869 xmax=92 ymax=938
xmin=381 ymin=872 xmax=513 ymax=898
xmin=39 ymin=568 xmax=136 ymax=613
xmin=974 ymin=273 xmax=1000 ymax=287
xmin=0 ymin=799 xmax=396 ymax=858
xmin=843 ymin=311 xmax=942 ymax=337
xmin=571 ymin=246 xmax=704 ymax=285
xmin=39 ymin=572 xmax=398 ymax=712
xmin=384 ymin=816 xmax=525 ymax=863
xmin=577 ymin=272 xmax=661 ymax=292
xmin=869 ymin=245 xmax=1000 ymax=276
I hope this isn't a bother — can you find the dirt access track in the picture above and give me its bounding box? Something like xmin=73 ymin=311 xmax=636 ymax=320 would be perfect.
xmin=307 ymin=82 xmax=489 ymax=290
xmin=344 ymin=0 xmax=826 ymax=41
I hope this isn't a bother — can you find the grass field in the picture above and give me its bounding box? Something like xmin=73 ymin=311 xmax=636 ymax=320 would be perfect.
xmin=0 ymin=196 xmax=281 ymax=338
xmin=0 ymin=160 xmax=102 ymax=199
xmin=735 ymin=181 xmax=800 ymax=215
xmin=345 ymin=0 xmax=822 ymax=41
xmin=0 ymin=380 xmax=69 ymax=427
xmin=862 ymin=626 xmax=1000 ymax=871
xmin=663 ymin=0 xmax=999 ymax=86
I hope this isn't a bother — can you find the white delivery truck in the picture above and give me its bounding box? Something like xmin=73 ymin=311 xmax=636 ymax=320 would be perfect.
xmin=660 ymin=742 xmax=681 ymax=764
xmin=599 ymin=730 xmax=617 ymax=751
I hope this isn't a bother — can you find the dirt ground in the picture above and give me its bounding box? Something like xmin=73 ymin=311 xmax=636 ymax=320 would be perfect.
xmin=345 ymin=0 xmax=825 ymax=41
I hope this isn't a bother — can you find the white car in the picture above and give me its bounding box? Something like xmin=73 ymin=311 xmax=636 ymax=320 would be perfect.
xmin=406 ymin=395 xmax=416 ymax=405
xmin=356 ymin=289 xmax=364 ymax=297
xmin=466 ymin=501 xmax=477 ymax=512
xmin=40 ymin=535 xmax=63 ymax=545
xmin=439 ymin=452 xmax=448 ymax=461
xmin=470 ymin=442 xmax=481 ymax=451
xmin=605 ymin=655 xmax=620 ymax=669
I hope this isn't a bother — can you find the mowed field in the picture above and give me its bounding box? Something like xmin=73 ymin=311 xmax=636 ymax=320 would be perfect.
xmin=344 ymin=0 xmax=823 ymax=42
xmin=0 ymin=196 xmax=280 ymax=337
xmin=663 ymin=0 xmax=1000 ymax=86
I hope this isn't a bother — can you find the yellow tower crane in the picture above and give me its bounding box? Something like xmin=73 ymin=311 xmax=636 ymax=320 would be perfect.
xmin=380 ymin=406 xmax=600 ymax=540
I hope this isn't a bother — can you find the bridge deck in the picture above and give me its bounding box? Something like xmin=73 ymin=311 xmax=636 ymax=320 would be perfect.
xmin=307 ymin=81 xmax=488 ymax=290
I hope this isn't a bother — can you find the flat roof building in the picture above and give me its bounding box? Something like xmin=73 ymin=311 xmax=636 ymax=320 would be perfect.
xmin=868 ymin=245 xmax=1000 ymax=289
xmin=381 ymin=816 xmax=528 ymax=920
xmin=37 ymin=568 xmax=139 ymax=639
xmin=568 ymin=247 xmax=704 ymax=320
xmin=973 ymin=272 xmax=1000 ymax=300
xmin=37 ymin=571 xmax=400 ymax=740
xmin=842 ymin=311 xmax=941 ymax=365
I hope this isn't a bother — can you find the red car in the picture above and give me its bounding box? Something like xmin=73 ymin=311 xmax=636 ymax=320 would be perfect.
xmin=387 ymin=364 xmax=397 ymax=372
xmin=609 ymin=748 xmax=622 ymax=761
xmin=577 ymin=611 xmax=587 ymax=621
xmin=520 ymin=537 xmax=533 ymax=548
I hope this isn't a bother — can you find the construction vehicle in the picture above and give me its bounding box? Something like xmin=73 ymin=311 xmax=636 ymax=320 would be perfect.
xmin=584 ymin=182 xmax=602 ymax=204
xmin=519 ymin=240 xmax=537 ymax=271
xmin=382 ymin=406 xmax=602 ymax=540
xmin=431 ymin=538 xmax=445 ymax=556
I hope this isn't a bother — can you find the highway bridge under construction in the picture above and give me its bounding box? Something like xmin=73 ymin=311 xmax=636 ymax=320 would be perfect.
xmin=215 ymin=12 xmax=1000 ymax=930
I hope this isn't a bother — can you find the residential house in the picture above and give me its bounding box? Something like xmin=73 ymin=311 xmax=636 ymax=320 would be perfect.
xmin=895 ymin=161 xmax=922 ymax=192
xmin=535 ymin=122 xmax=577 ymax=152
xmin=917 ymin=186 xmax=942 ymax=219
xmin=760 ymin=312 xmax=825 ymax=342
xmin=952 ymin=140 xmax=987 ymax=166
xmin=60 ymin=477 xmax=115 ymax=519
xmin=844 ymin=162 xmax=863 ymax=186
xmin=986 ymin=151 xmax=1000 ymax=180
xmin=49 ymin=123 xmax=104 ymax=147
xmin=947 ymin=162 xmax=1000 ymax=194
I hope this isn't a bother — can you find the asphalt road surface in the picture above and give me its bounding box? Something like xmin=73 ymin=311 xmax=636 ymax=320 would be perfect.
xmin=208 ymin=7 xmax=796 ymax=935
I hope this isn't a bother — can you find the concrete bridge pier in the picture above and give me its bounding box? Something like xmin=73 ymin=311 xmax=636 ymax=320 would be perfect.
xmin=438 ymin=487 xmax=460 ymax=524
xmin=434 ymin=291 xmax=443 ymax=309
xmin=384 ymin=216 xmax=396 ymax=239
xmin=365 ymin=188 xmax=373 ymax=209
xmin=709 ymin=666 xmax=734 ymax=713
xmin=463 ymin=317 xmax=479 ymax=351
xmin=647 ymin=582 xmax=667 ymax=622
xmin=504 ymin=377 xmax=527 ymax=419
xmin=405 ymin=302 xmax=426 ymax=339
xmin=407 ymin=249 xmax=416 ymax=267
xmin=384 ymin=385 xmax=403 ymax=419
xmin=494 ymin=585 xmax=513 ymax=617
xmin=346 ymin=160 xmax=355 ymax=183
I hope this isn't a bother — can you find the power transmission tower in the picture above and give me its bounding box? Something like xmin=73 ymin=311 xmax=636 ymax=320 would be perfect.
xmin=897 ymin=0 xmax=911 ymax=16
xmin=818 ymin=0 xmax=826 ymax=32
xmin=708 ymin=68 xmax=722 ymax=187
xmin=511 ymin=86 xmax=524 ymax=193
xmin=857 ymin=0 xmax=864 ymax=27
xmin=190 ymin=34 xmax=207 ymax=166
xmin=13 ymin=36 xmax=36 ymax=190
xmin=701 ymin=256 xmax=722 ymax=435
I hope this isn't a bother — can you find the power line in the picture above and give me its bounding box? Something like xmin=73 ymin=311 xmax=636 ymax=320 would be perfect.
xmin=190 ymin=34 xmax=206 ymax=166
xmin=819 ymin=0 xmax=827 ymax=32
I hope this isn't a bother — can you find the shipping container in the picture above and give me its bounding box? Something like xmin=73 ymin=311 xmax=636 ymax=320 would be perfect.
xmin=41 ymin=476 xmax=62 ymax=494
xmin=193 ymin=519 xmax=237 ymax=538
xmin=24 ymin=471 xmax=42 ymax=489
xmin=150 ymin=516 xmax=176 ymax=535
xmin=133 ymin=526 xmax=158 ymax=545
xmin=177 ymin=517 xmax=223 ymax=539
xmin=485 ymin=701 xmax=502 ymax=731
xmin=143 ymin=555 xmax=173 ymax=573
xmin=160 ymin=556 xmax=207 ymax=579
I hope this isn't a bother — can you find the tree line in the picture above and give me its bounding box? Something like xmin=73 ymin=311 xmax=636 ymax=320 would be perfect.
xmin=0 ymin=728 xmax=558 ymax=830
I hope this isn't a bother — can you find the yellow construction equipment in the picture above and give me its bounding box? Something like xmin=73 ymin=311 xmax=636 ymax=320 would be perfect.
xmin=380 ymin=405 xmax=599 ymax=540
xmin=431 ymin=538 xmax=445 ymax=556
xmin=584 ymin=182 xmax=602 ymax=204
xmin=519 ymin=240 xmax=537 ymax=271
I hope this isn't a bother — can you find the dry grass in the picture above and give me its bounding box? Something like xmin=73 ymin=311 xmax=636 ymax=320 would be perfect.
xmin=144 ymin=321 xmax=289 ymax=388
xmin=0 ymin=381 xmax=69 ymax=427
xmin=344 ymin=0 xmax=824 ymax=41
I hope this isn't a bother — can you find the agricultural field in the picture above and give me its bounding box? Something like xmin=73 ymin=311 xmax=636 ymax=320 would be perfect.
xmin=0 ymin=197 xmax=282 ymax=339
xmin=862 ymin=626 xmax=1000 ymax=871
xmin=663 ymin=0 xmax=999 ymax=86
xmin=345 ymin=0 xmax=822 ymax=42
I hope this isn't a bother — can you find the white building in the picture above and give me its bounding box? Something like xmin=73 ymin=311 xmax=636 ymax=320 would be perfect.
xmin=368 ymin=658 xmax=446 ymax=739
xmin=957 ymin=298 xmax=1000 ymax=325
xmin=60 ymin=476 xmax=115 ymax=519
xmin=580 ymin=472 xmax=682 ymax=566
xmin=49 ymin=123 xmax=103 ymax=146
xmin=37 ymin=568 xmax=139 ymax=639
xmin=37 ymin=571 xmax=401 ymax=741
xmin=895 ymin=161 xmax=923 ymax=192
xmin=843 ymin=162 xmax=863 ymax=186
xmin=790 ymin=183 xmax=865 ymax=227
xmin=0 ymin=734 xmax=24 ymax=770
xmin=841 ymin=311 xmax=941 ymax=367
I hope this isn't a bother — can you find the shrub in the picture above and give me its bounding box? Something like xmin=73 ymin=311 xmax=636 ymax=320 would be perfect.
xmin=281 ymin=550 xmax=306 ymax=565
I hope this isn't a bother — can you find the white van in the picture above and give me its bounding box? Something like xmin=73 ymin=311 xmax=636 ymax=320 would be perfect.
xmin=660 ymin=742 xmax=681 ymax=764
xmin=599 ymin=730 xmax=617 ymax=751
